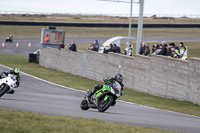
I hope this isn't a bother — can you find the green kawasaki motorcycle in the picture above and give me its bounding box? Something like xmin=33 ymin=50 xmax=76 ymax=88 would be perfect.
xmin=80 ymin=80 xmax=122 ymax=112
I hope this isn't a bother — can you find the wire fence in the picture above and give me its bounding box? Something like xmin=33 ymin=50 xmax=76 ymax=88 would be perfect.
xmin=0 ymin=10 xmax=200 ymax=18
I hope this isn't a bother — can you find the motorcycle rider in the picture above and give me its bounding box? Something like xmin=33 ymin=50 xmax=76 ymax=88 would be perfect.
xmin=87 ymin=74 xmax=124 ymax=105
xmin=9 ymin=34 xmax=13 ymax=40
xmin=0 ymin=67 xmax=20 ymax=94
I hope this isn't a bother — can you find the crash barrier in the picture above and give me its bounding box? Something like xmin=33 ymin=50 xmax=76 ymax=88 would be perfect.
xmin=40 ymin=47 xmax=200 ymax=105
xmin=1 ymin=21 xmax=200 ymax=28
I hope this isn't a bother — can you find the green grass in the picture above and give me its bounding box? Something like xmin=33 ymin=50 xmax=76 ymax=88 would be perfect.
xmin=0 ymin=53 xmax=200 ymax=117
xmin=0 ymin=108 xmax=178 ymax=133
xmin=1 ymin=14 xmax=200 ymax=23
xmin=0 ymin=25 xmax=200 ymax=38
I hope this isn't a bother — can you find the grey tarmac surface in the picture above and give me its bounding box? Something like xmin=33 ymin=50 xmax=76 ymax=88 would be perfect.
xmin=0 ymin=36 xmax=200 ymax=55
xmin=0 ymin=65 xmax=200 ymax=133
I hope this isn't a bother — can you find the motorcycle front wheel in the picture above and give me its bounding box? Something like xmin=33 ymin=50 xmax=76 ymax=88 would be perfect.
xmin=0 ymin=85 xmax=9 ymax=97
xmin=80 ymin=98 xmax=89 ymax=110
xmin=98 ymin=97 xmax=113 ymax=112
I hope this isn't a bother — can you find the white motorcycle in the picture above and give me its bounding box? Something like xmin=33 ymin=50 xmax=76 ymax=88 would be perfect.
xmin=0 ymin=73 xmax=20 ymax=97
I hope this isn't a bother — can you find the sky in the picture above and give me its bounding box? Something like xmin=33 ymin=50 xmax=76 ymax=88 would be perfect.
xmin=1 ymin=0 xmax=200 ymax=17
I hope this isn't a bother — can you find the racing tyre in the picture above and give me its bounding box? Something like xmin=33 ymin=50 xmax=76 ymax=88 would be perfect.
xmin=98 ymin=97 xmax=113 ymax=112
xmin=80 ymin=99 xmax=89 ymax=110
xmin=0 ymin=85 xmax=9 ymax=97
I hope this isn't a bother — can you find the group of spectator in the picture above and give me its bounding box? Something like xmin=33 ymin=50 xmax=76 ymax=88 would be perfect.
xmin=139 ymin=41 xmax=188 ymax=60
xmin=60 ymin=40 xmax=100 ymax=52
xmin=88 ymin=40 xmax=99 ymax=52
xmin=59 ymin=40 xmax=77 ymax=52
xmin=60 ymin=39 xmax=188 ymax=60
xmin=103 ymin=43 xmax=121 ymax=54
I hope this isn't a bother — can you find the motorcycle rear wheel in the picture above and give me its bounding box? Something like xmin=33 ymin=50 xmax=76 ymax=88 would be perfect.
xmin=80 ymin=99 xmax=89 ymax=110
xmin=0 ymin=85 xmax=9 ymax=97
xmin=98 ymin=97 xmax=113 ymax=112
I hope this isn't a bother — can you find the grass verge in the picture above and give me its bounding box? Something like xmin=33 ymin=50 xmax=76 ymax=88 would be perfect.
xmin=0 ymin=53 xmax=200 ymax=117
xmin=0 ymin=108 xmax=178 ymax=133
xmin=0 ymin=25 xmax=200 ymax=38
xmin=1 ymin=14 xmax=200 ymax=23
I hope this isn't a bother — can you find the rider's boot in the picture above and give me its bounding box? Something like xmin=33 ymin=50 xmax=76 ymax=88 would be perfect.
xmin=8 ymin=90 xmax=15 ymax=94
xmin=87 ymin=84 xmax=103 ymax=98
xmin=111 ymin=100 xmax=116 ymax=106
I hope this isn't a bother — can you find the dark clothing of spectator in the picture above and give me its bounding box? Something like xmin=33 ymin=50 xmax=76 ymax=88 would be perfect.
xmin=152 ymin=48 xmax=156 ymax=54
xmin=109 ymin=44 xmax=115 ymax=52
xmin=158 ymin=45 xmax=168 ymax=56
xmin=115 ymin=46 xmax=121 ymax=53
xmin=91 ymin=46 xmax=97 ymax=51
xmin=174 ymin=45 xmax=180 ymax=52
xmin=69 ymin=44 xmax=77 ymax=52
xmin=144 ymin=47 xmax=150 ymax=56
xmin=113 ymin=44 xmax=121 ymax=53
xmin=169 ymin=42 xmax=180 ymax=53
xmin=139 ymin=45 xmax=145 ymax=55
xmin=167 ymin=48 xmax=172 ymax=56
xmin=59 ymin=43 xmax=64 ymax=50
xmin=109 ymin=47 xmax=115 ymax=52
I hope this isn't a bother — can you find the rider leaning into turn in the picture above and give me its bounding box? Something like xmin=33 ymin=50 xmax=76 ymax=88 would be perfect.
xmin=87 ymin=73 xmax=124 ymax=105
xmin=0 ymin=67 xmax=20 ymax=94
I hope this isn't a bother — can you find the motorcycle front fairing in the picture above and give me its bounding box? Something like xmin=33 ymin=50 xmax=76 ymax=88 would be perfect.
xmin=0 ymin=74 xmax=18 ymax=93
xmin=91 ymin=85 xmax=113 ymax=108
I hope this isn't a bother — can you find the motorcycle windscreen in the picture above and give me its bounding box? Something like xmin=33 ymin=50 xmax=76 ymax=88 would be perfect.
xmin=112 ymin=81 xmax=121 ymax=97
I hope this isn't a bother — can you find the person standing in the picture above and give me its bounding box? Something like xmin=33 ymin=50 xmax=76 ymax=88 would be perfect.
xmin=44 ymin=34 xmax=49 ymax=42
xmin=94 ymin=40 xmax=99 ymax=51
xmin=144 ymin=43 xmax=150 ymax=56
xmin=179 ymin=42 xmax=188 ymax=60
xmin=158 ymin=43 xmax=168 ymax=56
xmin=139 ymin=42 xmax=145 ymax=55
xmin=67 ymin=41 xmax=77 ymax=52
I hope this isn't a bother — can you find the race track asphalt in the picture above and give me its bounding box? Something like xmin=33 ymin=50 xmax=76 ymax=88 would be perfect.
xmin=1 ymin=36 xmax=200 ymax=55
xmin=1 ymin=37 xmax=200 ymax=132
xmin=0 ymin=65 xmax=200 ymax=133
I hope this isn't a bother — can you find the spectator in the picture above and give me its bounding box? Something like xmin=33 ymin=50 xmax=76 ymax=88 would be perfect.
xmin=152 ymin=44 xmax=161 ymax=55
xmin=144 ymin=43 xmax=150 ymax=56
xmin=88 ymin=43 xmax=93 ymax=50
xmin=139 ymin=42 xmax=145 ymax=55
xmin=109 ymin=44 xmax=115 ymax=52
xmin=170 ymin=47 xmax=180 ymax=58
xmin=168 ymin=42 xmax=179 ymax=56
xmin=44 ymin=34 xmax=49 ymax=42
xmin=94 ymin=40 xmax=99 ymax=51
xmin=171 ymin=42 xmax=180 ymax=52
xmin=88 ymin=43 xmax=97 ymax=51
xmin=158 ymin=42 xmax=168 ymax=56
xmin=167 ymin=43 xmax=173 ymax=56
xmin=152 ymin=44 xmax=157 ymax=54
xmin=113 ymin=44 xmax=121 ymax=53
xmin=59 ymin=42 xmax=65 ymax=50
xmin=179 ymin=42 xmax=188 ymax=60
xmin=67 ymin=40 xmax=77 ymax=52
xmin=124 ymin=42 xmax=133 ymax=56
xmin=90 ymin=44 xmax=97 ymax=51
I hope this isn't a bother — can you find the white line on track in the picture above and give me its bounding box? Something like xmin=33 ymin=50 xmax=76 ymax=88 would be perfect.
xmin=0 ymin=64 xmax=199 ymax=119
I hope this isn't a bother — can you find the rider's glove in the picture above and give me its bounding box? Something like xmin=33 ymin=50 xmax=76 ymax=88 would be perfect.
xmin=120 ymin=91 xmax=123 ymax=96
xmin=103 ymin=78 xmax=110 ymax=83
